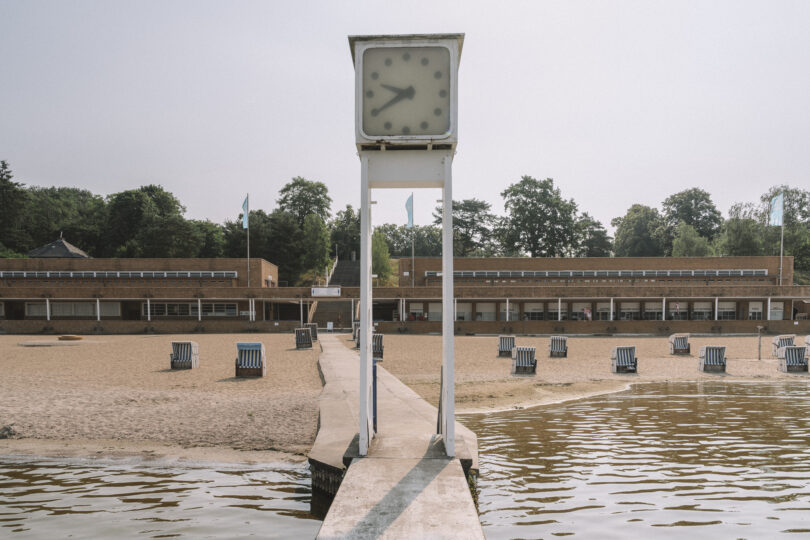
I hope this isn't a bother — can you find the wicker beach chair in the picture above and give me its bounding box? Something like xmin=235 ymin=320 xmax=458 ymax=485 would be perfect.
xmin=498 ymin=335 xmax=515 ymax=357
xmin=372 ymin=333 xmax=384 ymax=360
xmin=668 ymin=333 xmax=690 ymax=355
xmin=779 ymin=346 xmax=808 ymax=373
xmin=235 ymin=342 xmax=266 ymax=377
xmin=170 ymin=341 xmax=199 ymax=369
xmin=295 ymin=328 xmax=313 ymax=350
xmin=511 ymin=346 xmax=537 ymax=375
xmin=611 ymin=346 xmax=637 ymax=373
xmin=305 ymin=322 xmax=318 ymax=341
xmin=548 ymin=335 xmax=568 ymax=358
xmin=772 ymin=335 xmax=795 ymax=356
xmin=354 ymin=327 xmax=360 ymax=348
xmin=699 ymin=345 xmax=726 ymax=373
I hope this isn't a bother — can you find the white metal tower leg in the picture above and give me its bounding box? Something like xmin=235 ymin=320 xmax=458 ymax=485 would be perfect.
xmin=359 ymin=154 xmax=373 ymax=456
xmin=441 ymin=155 xmax=455 ymax=457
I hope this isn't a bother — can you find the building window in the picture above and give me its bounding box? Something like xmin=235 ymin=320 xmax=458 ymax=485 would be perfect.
xmin=408 ymin=302 xmax=424 ymax=321
xmin=428 ymin=302 xmax=442 ymax=322
xmin=455 ymin=303 xmax=472 ymax=321
xmin=770 ymin=301 xmax=784 ymax=321
xmin=595 ymin=302 xmax=611 ymax=321
xmin=692 ymin=302 xmax=713 ymax=320
xmin=524 ymin=302 xmax=544 ymax=321
xmin=476 ymin=302 xmax=496 ymax=321
xmin=718 ymin=302 xmax=736 ymax=320
xmin=0 ymin=302 xmax=4 ymax=317
xmin=25 ymin=302 xmax=47 ymax=317
xmin=643 ymin=302 xmax=663 ymax=320
xmin=619 ymin=302 xmax=641 ymax=320
xmin=748 ymin=301 xmax=763 ymax=320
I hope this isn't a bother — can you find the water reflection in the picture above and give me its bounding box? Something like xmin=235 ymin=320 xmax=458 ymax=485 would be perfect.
xmin=465 ymin=381 xmax=810 ymax=539
xmin=0 ymin=458 xmax=320 ymax=538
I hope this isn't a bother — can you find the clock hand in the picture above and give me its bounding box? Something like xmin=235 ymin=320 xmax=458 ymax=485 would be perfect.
xmin=381 ymin=83 xmax=406 ymax=94
xmin=371 ymin=85 xmax=415 ymax=116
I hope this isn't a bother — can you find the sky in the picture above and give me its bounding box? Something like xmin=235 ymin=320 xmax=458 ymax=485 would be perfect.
xmin=2 ymin=0 xmax=809 ymax=234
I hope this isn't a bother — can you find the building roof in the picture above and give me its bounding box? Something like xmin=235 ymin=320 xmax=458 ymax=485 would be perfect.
xmin=28 ymin=238 xmax=91 ymax=258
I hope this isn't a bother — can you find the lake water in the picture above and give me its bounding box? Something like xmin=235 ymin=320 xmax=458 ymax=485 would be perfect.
xmin=0 ymin=458 xmax=321 ymax=538
xmin=464 ymin=380 xmax=810 ymax=539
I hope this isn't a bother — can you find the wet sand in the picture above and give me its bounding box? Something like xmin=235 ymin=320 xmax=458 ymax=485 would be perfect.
xmin=344 ymin=333 xmax=808 ymax=414
xmin=1 ymin=332 xmax=806 ymax=462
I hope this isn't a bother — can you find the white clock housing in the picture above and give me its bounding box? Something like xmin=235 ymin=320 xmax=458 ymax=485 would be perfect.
xmin=350 ymin=34 xmax=463 ymax=150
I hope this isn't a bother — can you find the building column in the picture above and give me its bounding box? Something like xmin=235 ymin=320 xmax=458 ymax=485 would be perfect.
xmin=662 ymin=297 xmax=666 ymax=321
xmin=505 ymin=298 xmax=509 ymax=322
xmin=714 ymin=297 xmax=719 ymax=321
xmin=45 ymin=298 xmax=50 ymax=322
xmin=299 ymin=298 xmax=304 ymax=326
xmin=767 ymin=297 xmax=771 ymax=321
xmin=558 ymin=298 xmax=562 ymax=322
xmin=96 ymin=298 xmax=101 ymax=322
xmin=454 ymin=298 xmax=457 ymax=321
xmin=609 ymin=298 xmax=614 ymax=322
xmin=147 ymin=298 xmax=151 ymax=322
xmin=198 ymin=298 xmax=202 ymax=322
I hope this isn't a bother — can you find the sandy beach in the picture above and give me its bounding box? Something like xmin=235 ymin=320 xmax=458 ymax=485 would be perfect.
xmin=1 ymin=332 xmax=806 ymax=463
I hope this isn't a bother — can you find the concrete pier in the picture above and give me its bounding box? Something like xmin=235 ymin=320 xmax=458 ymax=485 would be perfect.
xmin=310 ymin=334 xmax=483 ymax=539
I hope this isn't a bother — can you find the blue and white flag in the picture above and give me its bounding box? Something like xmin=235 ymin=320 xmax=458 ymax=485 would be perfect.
xmin=769 ymin=193 xmax=783 ymax=226
xmin=242 ymin=194 xmax=249 ymax=229
xmin=405 ymin=193 xmax=413 ymax=228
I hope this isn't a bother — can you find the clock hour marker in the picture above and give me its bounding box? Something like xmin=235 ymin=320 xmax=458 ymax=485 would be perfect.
xmin=439 ymin=89 xmax=447 ymax=98
xmin=420 ymin=121 xmax=428 ymax=130
xmin=402 ymin=52 xmax=410 ymax=61
xmin=434 ymin=71 xmax=442 ymax=79
xmin=434 ymin=108 xmax=442 ymax=116
xmin=384 ymin=121 xmax=392 ymax=130
xmin=371 ymin=72 xmax=379 ymax=80
xmin=402 ymin=126 xmax=410 ymax=134
xmin=385 ymin=58 xmax=392 ymax=66
xmin=371 ymin=108 xmax=379 ymax=117
xmin=366 ymin=90 xmax=374 ymax=98
xmin=421 ymin=57 xmax=429 ymax=66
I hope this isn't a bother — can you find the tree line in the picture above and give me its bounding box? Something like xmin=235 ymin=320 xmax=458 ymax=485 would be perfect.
xmin=1 ymin=160 xmax=808 ymax=284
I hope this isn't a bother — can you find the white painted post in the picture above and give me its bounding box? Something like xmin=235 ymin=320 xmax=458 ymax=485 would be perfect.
xmin=715 ymin=297 xmax=719 ymax=321
xmin=45 ymin=298 xmax=50 ymax=321
xmin=198 ymin=298 xmax=202 ymax=322
xmin=441 ymin=155 xmax=455 ymax=457
xmin=610 ymin=298 xmax=614 ymax=321
xmin=299 ymin=298 xmax=303 ymax=326
xmin=454 ymin=298 xmax=457 ymax=321
xmin=359 ymin=154 xmax=373 ymax=455
xmin=505 ymin=298 xmax=509 ymax=322
xmin=351 ymin=298 xmax=355 ymax=322
xmin=662 ymin=297 xmax=666 ymax=321
xmin=558 ymin=298 xmax=562 ymax=322
xmin=767 ymin=297 xmax=771 ymax=321
xmin=96 ymin=298 xmax=101 ymax=322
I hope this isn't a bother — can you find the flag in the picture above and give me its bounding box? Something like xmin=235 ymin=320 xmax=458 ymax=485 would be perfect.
xmin=242 ymin=195 xmax=249 ymax=229
xmin=769 ymin=193 xmax=783 ymax=226
xmin=405 ymin=193 xmax=413 ymax=228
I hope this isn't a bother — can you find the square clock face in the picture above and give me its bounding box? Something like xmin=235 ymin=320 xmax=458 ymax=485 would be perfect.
xmin=361 ymin=46 xmax=451 ymax=138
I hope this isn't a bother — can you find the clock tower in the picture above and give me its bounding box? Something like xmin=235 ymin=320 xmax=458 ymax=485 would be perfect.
xmin=349 ymin=34 xmax=463 ymax=457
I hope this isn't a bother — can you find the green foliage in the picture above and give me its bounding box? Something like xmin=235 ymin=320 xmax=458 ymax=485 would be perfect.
xmin=0 ymin=161 xmax=30 ymax=252
xmin=375 ymin=224 xmax=442 ymax=257
xmin=432 ymin=198 xmax=497 ymax=256
xmin=277 ymin=176 xmax=332 ymax=227
xmin=371 ymin=231 xmax=391 ymax=282
xmin=501 ymin=176 xmax=578 ymax=257
xmin=612 ymin=204 xmax=665 ymax=257
xmin=715 ymin=217 xmax=764 ymax=256
xmin=574 ymin=213 xmax=612 ymax=257
xmin=671 ymin=223 xmax=712 ymax=257
xmin=301 ymin=214 xmax=331 ymax=277
xmin=190 ymin=220 xmax=225 ymax=258
xmin=330 ymin=205 xmax=360 ymax=260
xmin=24 ymin=186 xmax=107 ymax=255
xmin=0 ymin=241 xmax=25 ymax=258
xmin=662 ymin=188 xmax=723 ymax=243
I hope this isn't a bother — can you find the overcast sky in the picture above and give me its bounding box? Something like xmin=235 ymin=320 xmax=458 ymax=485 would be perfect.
xmin=2 ymin=1 xmax=809 ymax=234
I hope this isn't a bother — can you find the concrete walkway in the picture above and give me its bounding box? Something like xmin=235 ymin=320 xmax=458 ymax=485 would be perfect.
xmin=311 ymin=334 xmax=483 ymax=539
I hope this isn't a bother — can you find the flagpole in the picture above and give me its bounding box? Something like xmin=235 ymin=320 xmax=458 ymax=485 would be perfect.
xmin=246 ymin=195 xmax=250 ymax=288
xmin=779 ymin=217 xmax=784 ymax=286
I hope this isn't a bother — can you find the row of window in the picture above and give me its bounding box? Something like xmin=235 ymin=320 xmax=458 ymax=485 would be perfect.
xmin=142 ymin=302 xmax=238 ymax=317
xmin=25 ymin=302 xmax=121 ymax=317
xmin=425 ymin=269 xmax=769 ymax=278
xmin=1 ymin=270 xmax=238 ymax=279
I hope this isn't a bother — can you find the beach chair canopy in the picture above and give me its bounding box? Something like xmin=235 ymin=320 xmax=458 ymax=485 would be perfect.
xmin=782 ymin=346 xmax=807 ymax=365
xmin=699 ymin=345 xmax=726 ymax=365
xmin=372 ymin=333 xmax=384 ymax=358
xmin=549 ymin=336 xmax=567 ymax=353
xmin=612 ymin=346 xmax=636 ymax=366
xmin=236 ymin=342 xmax=265 ymax=368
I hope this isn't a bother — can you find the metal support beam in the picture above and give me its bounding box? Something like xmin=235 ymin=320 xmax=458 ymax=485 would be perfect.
xmin=557 ymin=298 xmax=562 ymax=322
xmin=359 ymin=154 xmax=373 ymax=456
xmin=662 ymin=297 xmax=666 ymax=321
xmin=441 ymin=155 xmax=455 ymax=457
xmin=46 ymin=298 xmax=50 ymax=321
xmin=96 ymin=298 xmax=101 ymax=322
xmin=147 ymin=298 xmax=151 ymax=322
xmin=609 ymin=298 xmax=614 ymax=321
xmin=715 ymin=297 xmax=719 ymax=321
xmin=198 ymin=298 xmax=202 ymax=322
xmin=767 ymin=297 xmax=771 ymax=321
xmin=505 ymin=298 xmax=509 ymax=322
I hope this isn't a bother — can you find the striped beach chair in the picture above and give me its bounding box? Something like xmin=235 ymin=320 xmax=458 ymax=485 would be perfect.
xmin=668 ymin=333 xmax=690 ymax=355
xmin=235 ymin=342 xmax=266 ymax=377
xmin=772 ymin=335 xmax=795 ymax=356
xmin=372 ymin=333 xmax=384 ymax=360
xmin=498 ymin=335 xmax=515 ymax=357
xmin=354 ymin=327 xmax=360 ymax=348
xmin=170 ymin=341 xmax=199 ymax=369
xmin=511 ymin=346 xmax=537 ymax=375
xmin=548 ymin=335 xmax=568 ymax=358
xmin=779 ymin=346 xmax=808 ymax=372
xmin=305 ymin=322 xmax=318 ymax=341
xmin=699 ymin=345 xmax=726 ymax=373
xmin=611 ymin=346 xmax=637 ymax=373
xmin=296 ymin=327 xmax=313 ymax=350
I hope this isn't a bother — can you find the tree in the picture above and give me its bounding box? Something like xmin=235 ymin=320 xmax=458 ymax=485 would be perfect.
xmin=301 ymin=214 xmax=331 ymax=276
xmin=375 ymin=224 xmax=443 ymax=257
xmin=371 ymin=231 xmax=391 ymax=282
xmin=330 ymin=205 xmax=360 ymax=260
xmin=671 ymin=223 xmax=712 ymax=257
xmin=760 ymin=185 xmax=810 ymax=274
xmin=574 ymin=213 xmax=612 ymax=257
xmin=612 ymin=204 xmax=666 ymax=257
xmin=0 ymin=161 xmax=30 ymax=252
xmin=103 ymin=185 xmax=186 ymax=256
xmin=23 ymin=186 xmax=107 ymax=255
xmin=277 ymin=176 xmax=332 ymax=227
xmin=432 ymin=198 xmax=496 ymax=256
xmin=662 ymin=188 xmax=723 ymax=240
xmin=500 ymin=176 xmax=578 ymax=257
xmin=715 ymin=204 xmax=764 ymax=257
xmin=190 ymin=220 xmax=226 ymax=258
